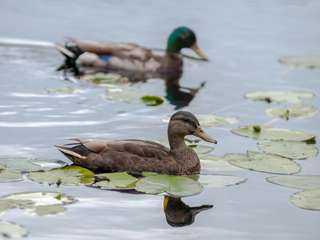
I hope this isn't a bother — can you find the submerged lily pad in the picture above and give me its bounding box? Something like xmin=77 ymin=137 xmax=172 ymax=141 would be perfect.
xmin=158 ymin=140 xmax=213 ymax=154
xmin=0 ymin=192 xmax=76 ymax=216
xmin=44 ymin=88 xmax=83 ymax=94
xmin=264 ymin=104 xmax=319 ymax=119
xmin=29 ymin=166 xmax=94 ymax=186
xmin=0 ymin=220 xmax=28 ymax=238
xmin=97 ymin=88 xmax=164 ymax=106
xmin=82 ymin=73 xmax=128 ymax=85
xmin=244 ymin=90 xmax=314 ymax=103
xmin=279 ymin=55 xmax=320 ymax=68
xmin=195 ymin=174 xmax=246 ymax=188
xmin=135 ymin=175 xmax=202 ymax=197
xmin=0 ymin=158 xmax=67 ymax=172
xmin=267 ymin=175 xmax=320 ymax=190
xmin=0 ymin=170 xmax=25 ymax=183
xmin=198 ymin=154 xmax=245 ymax=172
xmin=25 ymin=205 xmax=66 ymax=216
xmin=257 ymin=141 xmax=318 ymax=160
xmin=231 ymin=126 xmax=316 ymax=141
xmin=290 ymin=189 xmax=320 ymax=210
xmin=162 ymin=114 xmax=238 ymax=127
xmin=94 ymin=172 xmax=138 ymax=189
xmin=224 ymin=151 xmax=300 ymax=174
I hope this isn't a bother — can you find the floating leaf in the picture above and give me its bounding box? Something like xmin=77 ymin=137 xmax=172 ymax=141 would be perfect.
xmin=198 ymin=154 xmax=245 ymax=172
xmin=29 ymin=166 xmax=94 ymax=186
xmin=141 ymin=96 xmax=164 ymax=106
xmin=97 ymin=88 xmax=164 ymax=106
xmin=265 ymin=104 xmax=319 ymax=119
xmin=0 ymin=164 xmax=4 ymax=170
xmin=224 ymin=151 xmax=300 ymax=174
xmin=267 ymin=175 xmax=320 ymax=190
xmin=0 ymin=170 xmax=25 ymax=183
xmin=231 ymin=126 xmax=316 ymax=141
xmin=158 ymin=140 xmax=213 ymax=154
xmin=279 ymin=55 xmax=320 ymax=68
xmin=0 ymin=158 xmax=67 ymax=172
xmin=244 ymin=90 xmax=314 ymax=103
xmin=25 ymin=205 xmax=66 ymax=216
xmin=82 ymin=73 xmax=128 ymax=85
xmin=290 ymin=189 xmax=320 ymax=210
xmin=94 ymin=172 xmax=138 ymax=189
xmin=44 ymin=88 xmax=83 ymax=94
xmin=0 ymin=201 xmax=10 ymax=216
xmin=0 ymin=221 xmax=28 ymax=238
xmin=195 ymin=174 xmax=246 ymax=188
xmin=162 ymin=114 xmax=238 ymax=127
xmin=135 ymin=175 xmax=202 ymax=197
xmin=257 ymin=141 xmax=318 ymax=160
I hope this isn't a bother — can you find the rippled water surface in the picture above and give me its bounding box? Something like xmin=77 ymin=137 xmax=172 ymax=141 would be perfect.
xmin=1 ymin=0 xmax=320 ymax=239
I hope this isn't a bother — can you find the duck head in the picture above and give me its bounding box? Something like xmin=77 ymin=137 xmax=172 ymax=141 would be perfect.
xmin=167 ymin=27 xmax=208 ymax=60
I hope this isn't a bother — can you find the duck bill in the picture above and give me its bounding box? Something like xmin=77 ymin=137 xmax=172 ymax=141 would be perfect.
xmin=193 ymin=125 xmax=217 ymax=144
xmin=191 ymin=43 xmax=208 ymax=61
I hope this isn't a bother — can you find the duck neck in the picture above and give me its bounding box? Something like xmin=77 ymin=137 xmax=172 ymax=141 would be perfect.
xmin=168 ymin=127 xmax=187 ymax=153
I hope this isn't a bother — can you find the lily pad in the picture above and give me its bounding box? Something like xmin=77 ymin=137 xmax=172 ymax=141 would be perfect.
xmin=82 ymin=73 xmax=128 ymax=85
xmin=0 ymin=158 xmax=67 ymax=172
xmin=44 ymin=88 xmax=83 ymax=94
xmin=97 ymin=88 xmax=164 ymax=106
xmin=0 ymin=201 xmax=10 ymax=216
xmin=0 ymin=221 xmax=28 ymax=238
xmin=0 ymin=170 xmax=25 ymax=183
xmin=264 ymin=104 xmax=319 ymax=119
xmin=267 ymin=175 xmax=320 ymax=190
xmin=231 ymin=126 xmax=316 ymax=141
xmin=198 ymin=154 xmax=245 ymax=172
xmin=195 ymin=174 xmax=246 ymax=188
xmin=158 ymin=140 xmax=213 ymax=154
xmin=224 ymin=151 xmax=300 ymax=174
xmin=94 ymin=172 xmax=138 ymax=189
xmin=244 ymin=90 xmax=314 ymax=103
xmin=135 ymin=175 xmax=202 ymax=197
xmin=162 ymin=114 xmax=238 ymax=127
xmin=290 ymin=189 xmax=320 ymax=210
xmin=28 ymin=166 xmax=94 ymax=186
xmin=0 ymin=164 xmax=4 ymax=170
xmin=279 ymin=55 xmax=320 ymax=68
xmin=257 ymin=141 xmax=318 ymax=160
xmin=141 ymin=96 xmax=164 ymax=106
xmin=25 ymin=205 xmax=66 ymax=216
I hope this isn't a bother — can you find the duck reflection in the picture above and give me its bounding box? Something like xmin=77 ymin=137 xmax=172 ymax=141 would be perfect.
xmin=163 ymin=196 xmax=213 ymax=227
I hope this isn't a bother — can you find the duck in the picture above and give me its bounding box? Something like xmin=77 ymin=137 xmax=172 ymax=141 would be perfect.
xmin=55 ymin=111 xmax=217 ymax=175
xmin=53 ymin=26 xmax=208 ymax=74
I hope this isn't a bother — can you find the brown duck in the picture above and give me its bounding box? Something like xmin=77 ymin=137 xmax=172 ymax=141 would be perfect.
xmin=55 ymin=111 xmax=217 ymax=175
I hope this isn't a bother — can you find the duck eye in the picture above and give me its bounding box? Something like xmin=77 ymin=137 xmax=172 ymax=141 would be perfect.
xmin=184 ymin=118 xmax=188 ymax=122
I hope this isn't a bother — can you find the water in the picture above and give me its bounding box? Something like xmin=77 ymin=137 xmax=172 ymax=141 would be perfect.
xmin=0 ymin=0 xmax=320 ymax=239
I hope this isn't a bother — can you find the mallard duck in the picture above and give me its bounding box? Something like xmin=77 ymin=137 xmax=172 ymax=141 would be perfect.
xmin=55 ymin=111 xmax=217 ymax=175
xmin=53 ymin=27 xmax=208 ymax=73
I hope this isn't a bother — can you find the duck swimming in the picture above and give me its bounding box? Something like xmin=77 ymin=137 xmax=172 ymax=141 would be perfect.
xmin=53 ymin=27 xmax=208 ymax=73
xmin=55 ymin=111 xmax=217 ymax=175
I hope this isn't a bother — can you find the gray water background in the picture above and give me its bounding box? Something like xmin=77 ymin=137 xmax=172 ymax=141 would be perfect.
xmin=0 ymin=0 xmax=320 ymax=239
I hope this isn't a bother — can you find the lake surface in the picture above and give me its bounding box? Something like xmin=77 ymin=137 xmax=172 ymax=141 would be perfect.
xmin=0 ymin=0 xmax=320 ymax=239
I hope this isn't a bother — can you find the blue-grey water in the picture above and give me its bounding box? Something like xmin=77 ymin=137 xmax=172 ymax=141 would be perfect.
xmin=0 ymin=0 xmax=320 ymax=239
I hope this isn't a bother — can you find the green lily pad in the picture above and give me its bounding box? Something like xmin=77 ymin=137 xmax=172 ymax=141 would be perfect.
xmin=231 ymin=126 xmax=316 ymax=141
xmin=97 ymin=88 xmax=164 ymax=106
xmin=0 ymin=164 xmax=4 ymax=170
xmin=0 ymin=158 xmax=67 ymax=172
xmin=267 ymin=175 xmax=320 ymax=190
xmin=25 ymin=205 xmax=66 ymax=216
xmin=158 ymin=140 xmax=213 ymax=154
xmin=257 ymin=141 xmax=318 ymax=160
xmin=290 ymin=189 xmax=320 ymax=210
xmin=279 ymin=55 xmax=320 ymax=68
xmin=162 ymin=114 xmax=238 ymax=127
xmin=0 ymin=192 xmax=76 ymax=216
xmin=82 ymin=73 xmax=128 ymax=85
xmin=0 ymin=220 xmax=28 ymax=238
xmin=28 ymin=166 xmax=94 ymax=186
xmin=244 ymin=90 xmax=314 ymax=103
xmin=94 ymin=172 xmax=138 ymax=189
xmin=198 ymin=154 xmax=245 ymax=172
xmin=135 ymin=175 xmax=202 ymax=197
xmin=44 ymin=88 xmax=83 ymax=94
xmin=0 ymin=170 xmax=25 ymax=183
xmin=195 ymin=174 xmax=246 ymax=188
xmin=224 ymin=151 xmax=300 ymax=174
xmin=264 ymin=104 xmax=319 ymax=119
xmin=141 ymin=96 xmax=164 ymax=106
